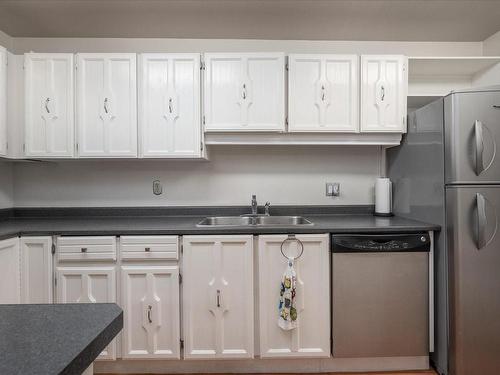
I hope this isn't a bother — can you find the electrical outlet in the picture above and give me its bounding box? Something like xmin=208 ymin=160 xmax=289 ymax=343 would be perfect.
xmin=153 ymin=180 xmax=163 ymax=195
xmin=326 ymin=182 xmax=340 ymax=197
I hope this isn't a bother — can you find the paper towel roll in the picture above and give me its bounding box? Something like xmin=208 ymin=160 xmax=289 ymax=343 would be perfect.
xmin=375 ymin=177 xmax=393 ymax=216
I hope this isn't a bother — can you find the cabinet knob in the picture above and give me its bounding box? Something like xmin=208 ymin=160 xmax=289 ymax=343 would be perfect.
xmin=145 ymin=247 xmax=151 ymax=252
xmin=81 ymin=247 xmax=87 ymax=253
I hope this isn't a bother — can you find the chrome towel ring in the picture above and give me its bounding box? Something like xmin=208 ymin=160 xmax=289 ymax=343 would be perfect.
xmin=280 ymin=234 xmax=304 ymax=260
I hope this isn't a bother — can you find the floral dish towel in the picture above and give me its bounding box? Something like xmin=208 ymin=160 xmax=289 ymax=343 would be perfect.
xmin=278 ymin=259 xmax=298 ymax=330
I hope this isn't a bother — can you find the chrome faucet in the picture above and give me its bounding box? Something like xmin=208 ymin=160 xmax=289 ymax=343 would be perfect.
xmin=251 ymin=195 xmax=258 ymax=215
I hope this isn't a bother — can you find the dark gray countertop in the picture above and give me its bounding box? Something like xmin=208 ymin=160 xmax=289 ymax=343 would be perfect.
xmin=0 ymin=303 xmax=123 ymax=375
xmin=0 ymin=212 xmax=439 ymax=240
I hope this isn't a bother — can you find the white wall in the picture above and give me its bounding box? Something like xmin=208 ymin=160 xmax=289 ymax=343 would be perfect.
xmin=483 ymin=30 xmax=500 ymax=55
xmin=0 ymin=29 xmax=12 ymax=51
xmin=12 ymin=146 xmax=380 ymax=207
xmin=0 ymin=160 xmax=13 ymax=208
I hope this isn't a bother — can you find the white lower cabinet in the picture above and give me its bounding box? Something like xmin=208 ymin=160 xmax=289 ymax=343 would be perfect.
xmin=258 ymin=234 xmax=330 ymax=358
xmin=56 ymin=265 xmax=117 ymax=359
xmin=20 ymin=236 xmax=53 ymax=303
xmin=56 ymin=236 xmax=117 ymax=360
xmin=121 ymin=265 xmax=180 ymax=359
xmin=0 ymin=237 xmax=21 ymax=304
xmin=182 ymin=235 xmax=254 ymax=359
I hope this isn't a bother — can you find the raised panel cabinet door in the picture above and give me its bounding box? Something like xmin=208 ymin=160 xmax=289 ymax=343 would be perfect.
xmin=76 ymin=53 xmax=137 ymax=157
xmin=204 ymin=53 xmax=285 ymax=132
xmin=56 ymin=266 xmax=117 ymax=359
xmin=20 ymin=237 xmax=53 ymax=304
xmin=24 ymin=53 xmax=75 ymax=157
xmin=0 ymin=237 xmax=20 ymax=304
xmin=258 ymin=234 xmax=330 ymax=358
xmin=361 ymin=55 xmax=408 ymax=133
xmin=121 ymin=265 xmax=180 ymax=359
xmin=182 ymin=235 xmax=254 ymax=359
xmin=0 ymin=46 xmax=6 ymax=156
xmin=139 ymin=53 xmax=201 ymax=157
xmin=289 ymin=54 xmax=359 ymax=132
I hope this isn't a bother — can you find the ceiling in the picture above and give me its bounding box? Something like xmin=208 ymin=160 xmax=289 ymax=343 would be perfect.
xmin=0 ymin=0 xmax=500 ymax=41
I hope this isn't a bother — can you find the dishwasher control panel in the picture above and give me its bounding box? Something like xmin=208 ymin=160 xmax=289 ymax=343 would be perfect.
xmin=332 ymin=233 xmax=430 ymax=253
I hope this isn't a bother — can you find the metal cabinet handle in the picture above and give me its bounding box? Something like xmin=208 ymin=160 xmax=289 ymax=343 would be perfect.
xmin=81 ymin=247 xmax=87 ymax=253
xmin=147 ymin=305 xmax=152 ymax=323
xmin=321 ymin=85 xmax=326 ymax=101
xmin=104 ymin=98 xmax=109 ymax=114
xmin=493 ymin=105 xmax=500 ymax=109
xmin=216 ymin=289 xmax=221 ymax=308
xmin=476 ymin=193 xmax=488 ymax=249
xmin=45 ymin=98 xmax=51 ymax=113
xmin=474 ymin=120 xmax=485 ymax=176
xmin=168 ymin=98 xmax=173 ymax=114
xmin=242 ymin=84 xmax=247 ymax=100
xmin=145 ymin=247 xmax=151 ymax=252
xmin=380 ymin=86 xmax=385 ymax=101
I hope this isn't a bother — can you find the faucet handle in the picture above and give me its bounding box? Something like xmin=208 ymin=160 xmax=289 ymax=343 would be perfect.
xmin=264 ymin=201 xmax=271 ymax=215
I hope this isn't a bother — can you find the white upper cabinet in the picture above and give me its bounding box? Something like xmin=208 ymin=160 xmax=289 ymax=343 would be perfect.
xmin=0 ymin=46 xmax=7 ymax=156
xmin=24 ymin=53 xmax=75 ymax=158
xmin=139 ymin=53 xmax=201 ymax=157
xmin=360 ymin=55 xmax=408 ymax=132
xmin=182 ymin=235 xmax=254 ymax=359
xmin=204 ymin=53 xmax=285 ymax=132
xmin=288 ymin=54 xmax=359 ymax=132
xmin=76 ymin=53 xmax=137 ymax=157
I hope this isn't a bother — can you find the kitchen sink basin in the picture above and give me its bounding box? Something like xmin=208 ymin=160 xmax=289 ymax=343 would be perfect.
xmin=196 ymin=215 xmax=313 ymax=227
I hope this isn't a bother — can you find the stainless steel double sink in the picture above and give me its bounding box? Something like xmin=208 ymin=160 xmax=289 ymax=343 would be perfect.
xmin=197 ymin=215 xmax=313 ymax=227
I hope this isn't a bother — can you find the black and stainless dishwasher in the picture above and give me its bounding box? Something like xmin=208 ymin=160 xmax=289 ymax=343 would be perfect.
xmin=331 ymin=233 xmax=430 ymax=358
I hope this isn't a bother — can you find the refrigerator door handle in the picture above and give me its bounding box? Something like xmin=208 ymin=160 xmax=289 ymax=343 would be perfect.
xmin=474 ymin=120 xmax=485 ymax=176
xmin=476 ymin=192 xmax=488 ymax=249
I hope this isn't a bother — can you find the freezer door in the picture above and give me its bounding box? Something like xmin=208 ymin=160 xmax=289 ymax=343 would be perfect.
xmin=447 ymin=186 xmax=500 ymax=375
xmin=445 ymin=90 xmax=500 ymax=184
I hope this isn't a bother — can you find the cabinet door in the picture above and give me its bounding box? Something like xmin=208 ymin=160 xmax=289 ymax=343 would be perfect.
xmin=361 ymin=55 xmax=407 ymax=132
xmin=139 ymin=53 xmax=201 ymax=157
xmin=20 ymin=237 xmax=53 ymax=304
xmin=56 ymin=266 xmax=116 ymax=359
xmin=258 ymin=234 xmax=330 ymax=358
xmin=25 ymin=53 xmax=75 ymax=157
xmin=76 ymin=53 xmax=137 ymax=157
xmin=0 ymin=46 xmax=6 ymax=156
xmin=204 ymin=53 xmax=285 ymax=132
xmin=289 ymin=54 xmax=358 ymax=132
xmin=182 ymin=235 xmax=254 ymax=359
xmin=0 ymin=238 xmax=20 ymax=304
xmin=121 ymin=265 xmax=180 ymax=359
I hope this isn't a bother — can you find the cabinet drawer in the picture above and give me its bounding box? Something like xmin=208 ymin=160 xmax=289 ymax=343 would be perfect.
xmin=57 ymin=236 xmax=117 ymax=261
xmin=120 ymin=236 xmax=179 ymax=260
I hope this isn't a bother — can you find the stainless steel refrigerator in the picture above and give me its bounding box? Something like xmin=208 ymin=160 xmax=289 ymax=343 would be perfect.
xmin=388 ymin=86 xmax=500 ymax=375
